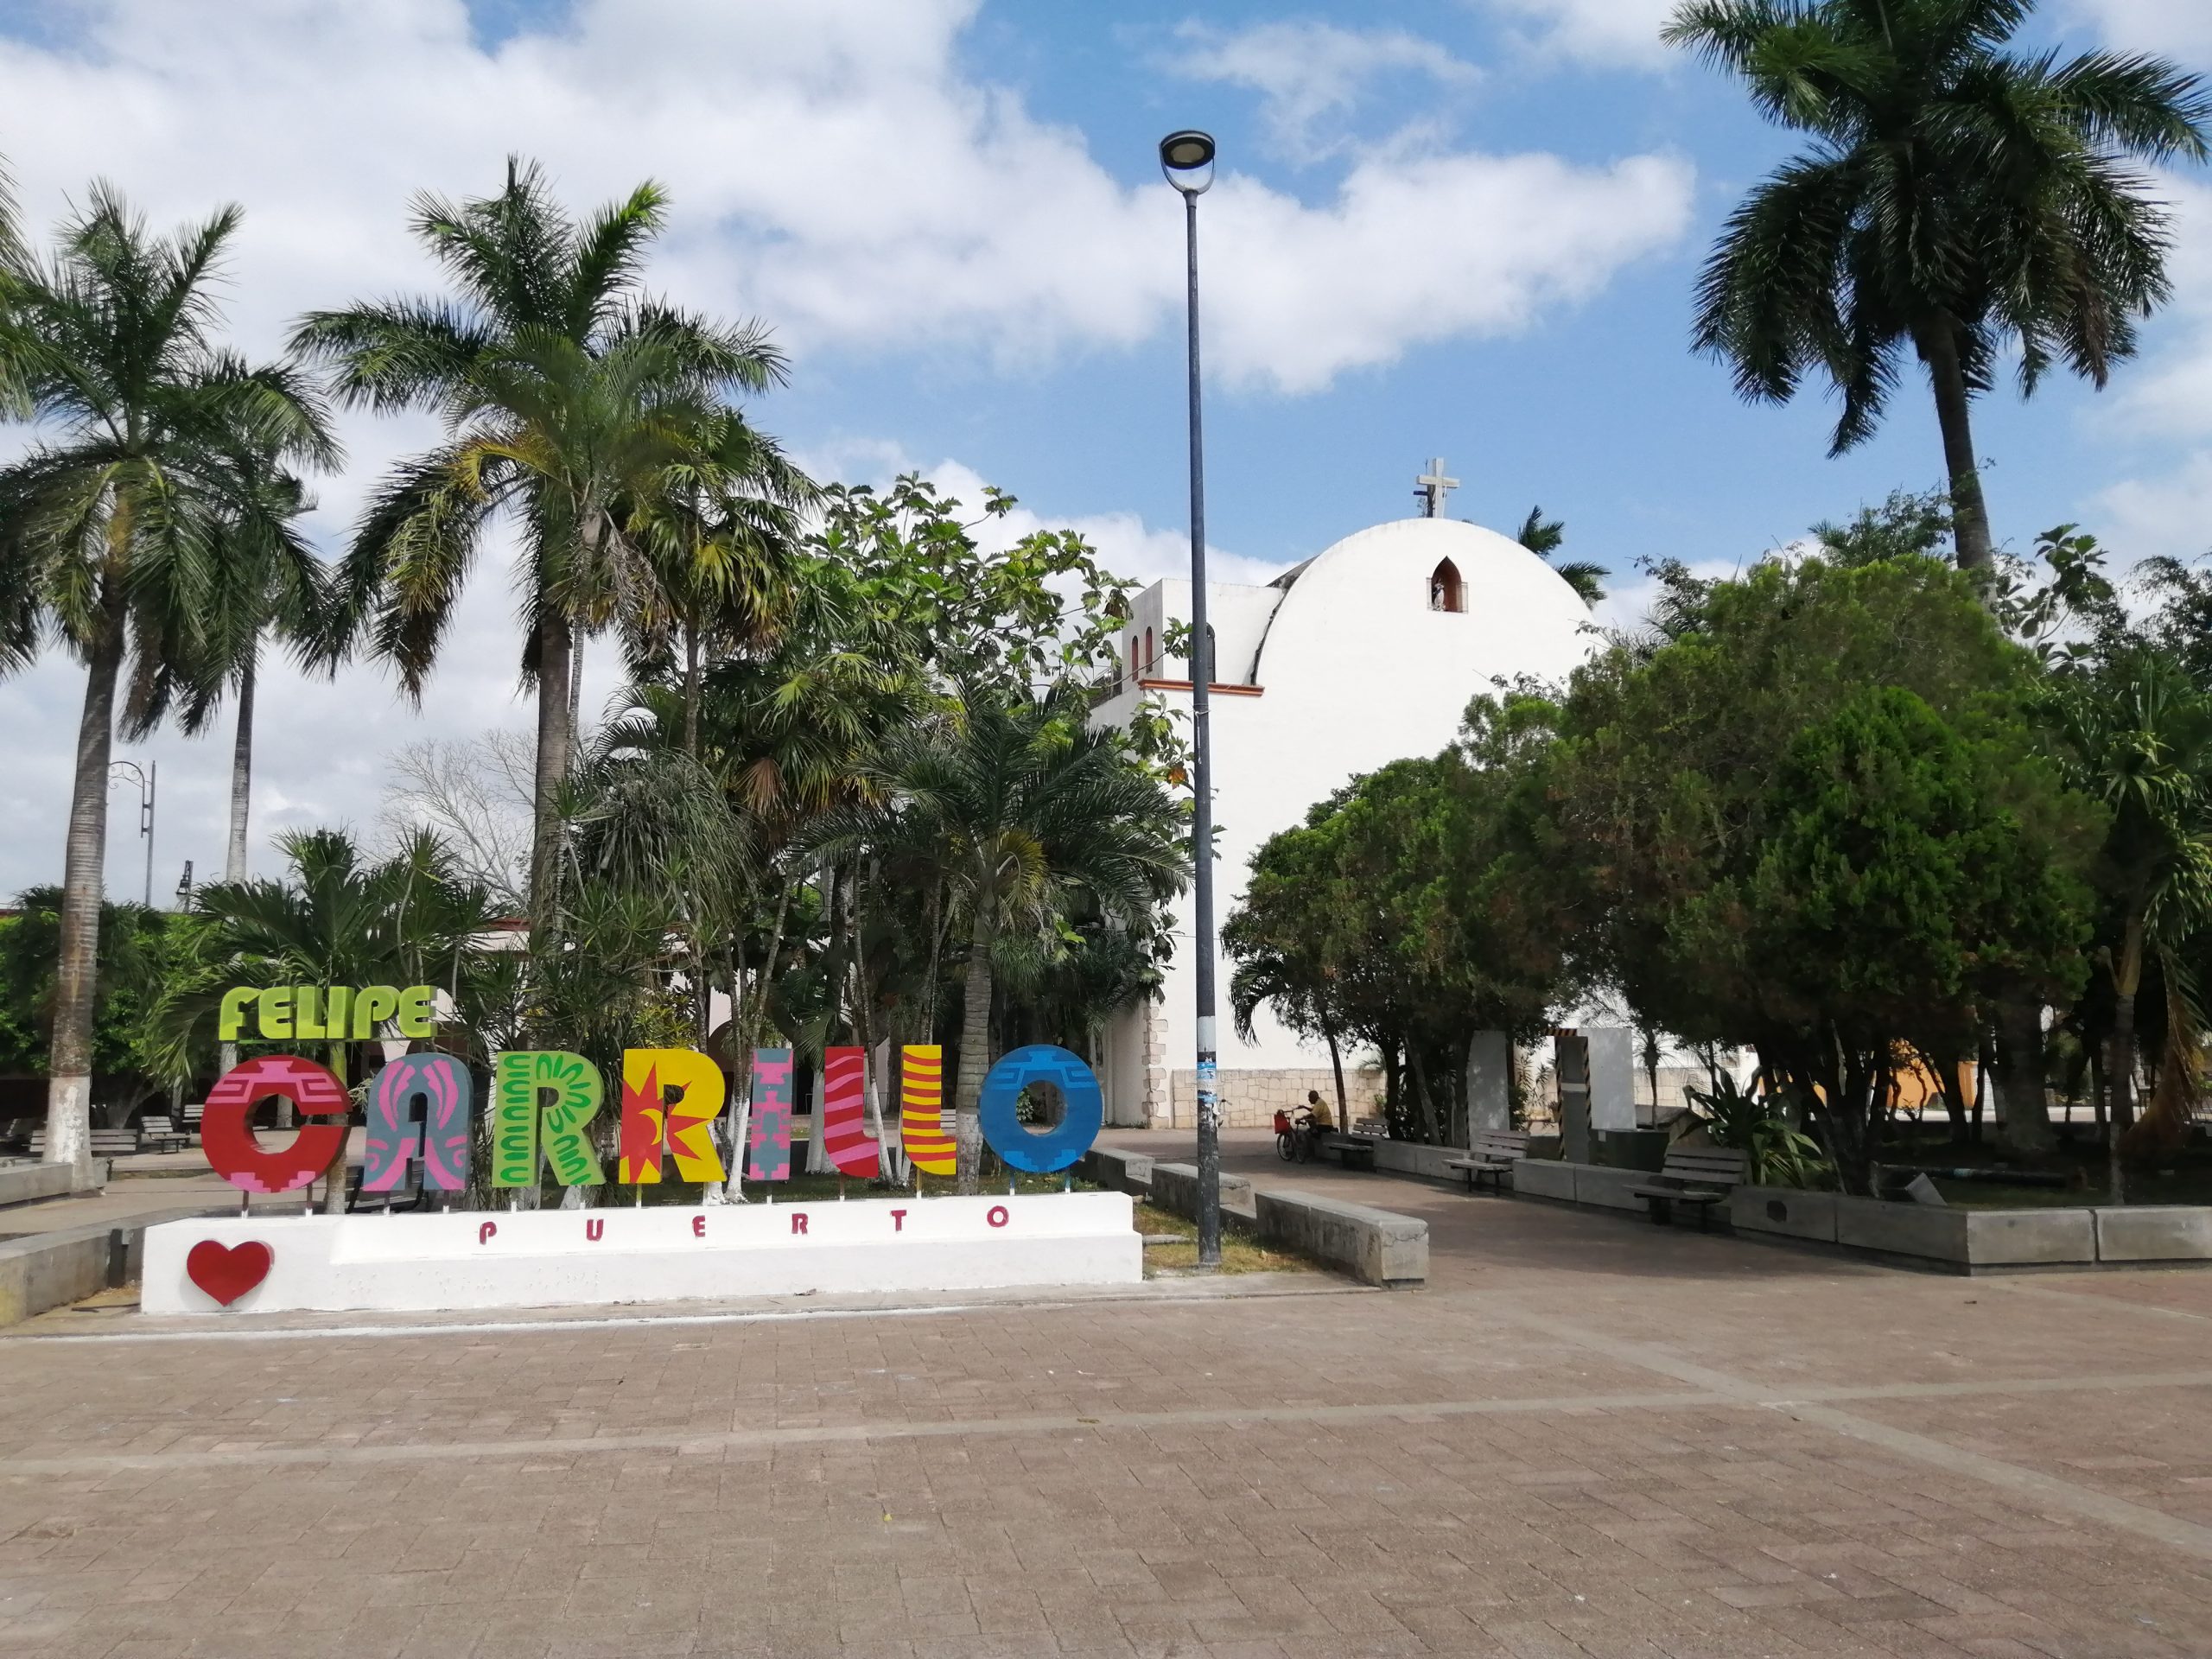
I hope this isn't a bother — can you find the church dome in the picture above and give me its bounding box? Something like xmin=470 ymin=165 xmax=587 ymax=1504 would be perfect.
xmin=1252 ymin=516 xmax=1593 ymax=698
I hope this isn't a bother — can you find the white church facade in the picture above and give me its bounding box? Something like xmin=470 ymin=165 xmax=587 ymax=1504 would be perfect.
xmin=1087 ymin=490 xmax=1598 ymax=1129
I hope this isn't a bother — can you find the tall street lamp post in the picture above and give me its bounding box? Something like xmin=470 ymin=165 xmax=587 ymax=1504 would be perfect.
xmin=1160 ymin=129 xmax=1222 ymax=1268
xmin=109 ymin=760 xmax=155 ymax=907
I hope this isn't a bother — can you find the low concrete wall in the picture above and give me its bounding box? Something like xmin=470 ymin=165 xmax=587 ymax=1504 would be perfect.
xmin=1253 ymin=1190 xmax=1427 ymax=1289
xmin=1832 ymin=1196 xmax=2098 ymax=1269
xmin=0 ymin=1157 xmax=110 ymax=1209
xmin=1511 ymin=1160 xmax=1576 ymax=1202
xmin=1150 ymin=1162 xmax=1256 ymax=1222
xmin=1370 ymin=1141 xmax=1465 ymax=1184
xmin=1571 ymin=1165 xmax=1649 ymax=1213
xmin=1731 ymin=1186 xmax=1838 ymax=1243
xmin=0 ymin=1223 xmax=114 ymax=1325
xmin=2095 ymin=1206 xmax=2212 ymax=1263
xmin=1083 ymin=1147 xmax=1154 ymax=1197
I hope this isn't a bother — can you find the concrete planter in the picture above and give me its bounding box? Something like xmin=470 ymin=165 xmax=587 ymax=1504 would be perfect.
xmin=1833 ymin=1196 xmax=2096 ymax=1268
xmin=0 ymin=1160 xmax=85 ymax=1211
xmin=1730 ymin=1186 xmax=1838 ymax=1243
xmin=1253 ymin=1190 xmax=1427 ymax=1288
xmin=2095 ymin=1205 xmax=2212 ymax=1262
xmin=1511 ymin=1159 xmax=1576 ymax=1202
xmin=1082 ymin=1147 xmax=1153 ymax=1198
xmin=1570 ymin=1164 xmax=1649 ymax=1213
xmin=1149 ymin=1161 xmax=1256 ymax=1222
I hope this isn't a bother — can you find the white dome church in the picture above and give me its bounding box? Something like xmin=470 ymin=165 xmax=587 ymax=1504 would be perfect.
xmin=1088 ymin=475 xmax=1599 ymax=1128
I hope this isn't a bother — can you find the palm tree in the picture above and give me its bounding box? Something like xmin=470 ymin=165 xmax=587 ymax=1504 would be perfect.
xmin=2048 ymin=650 xmax=2212 ymax=1197
xmin=1666 ymin=0 xmax=2211 ymax=572
xmin=0 ymin=186 xmax=335 ymax=1169
xmin=290 ymin=158 xmax=787 ymax=935
xmin=1514 ymin=505 xmax=1608 ymax=606
xmin=842 ymin=683 xmax=1186 ymax=1192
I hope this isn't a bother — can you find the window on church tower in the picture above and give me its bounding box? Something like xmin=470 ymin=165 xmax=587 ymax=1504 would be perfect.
xmin=1143 ymin=627 xmax=1154 ymax=673
xmin=1429 ymin=558 xmax=1465 ymax=613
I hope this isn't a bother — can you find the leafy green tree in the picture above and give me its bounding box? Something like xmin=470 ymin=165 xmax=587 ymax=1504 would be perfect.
xmin=1666 ymin=0 xmax=2211 ymax=571
xmin=0 ymin=186 xmax=335 ymax=1167
xmin=1543 ymin=552 xmax=2099 ymax=1191
xmin=292 ymin=158 xmax=786 ymax=934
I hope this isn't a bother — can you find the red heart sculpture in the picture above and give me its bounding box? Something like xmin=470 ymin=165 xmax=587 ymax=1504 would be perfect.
xmin=185 ymin=1239 xmax=272 ymax=1306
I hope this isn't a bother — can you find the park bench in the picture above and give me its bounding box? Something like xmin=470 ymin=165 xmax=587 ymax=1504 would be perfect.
xmin=1628 ymin=1147 xmax=1748 ymax=1230
xmin=27 ymin=1128 xmax=142 ymax=1160
xmin=1444 ymin=1128 xmax=1529 ymax=1193
xmin=181 ymin=1101 xmax=204 ymax=1136
xmin=137 ymin=1115 xmax=188 ymax=1153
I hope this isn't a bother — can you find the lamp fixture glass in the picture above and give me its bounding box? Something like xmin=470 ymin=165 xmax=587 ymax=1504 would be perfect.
xmin=1159 ymin=130 xmax=1217 ymax=195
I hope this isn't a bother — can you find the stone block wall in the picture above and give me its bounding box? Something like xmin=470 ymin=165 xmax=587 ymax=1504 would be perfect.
xmin=1158 ymin=1066 xmax=1382 ymax=1129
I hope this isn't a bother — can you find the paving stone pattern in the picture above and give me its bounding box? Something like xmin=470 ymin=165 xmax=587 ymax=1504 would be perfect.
xmin=0 ymin=1129 xmax=2208 ymax=1656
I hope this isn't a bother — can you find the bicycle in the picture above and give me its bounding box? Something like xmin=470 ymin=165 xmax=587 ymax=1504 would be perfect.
xmin=1274 ymin=1103 xmax=1319 ymax=1163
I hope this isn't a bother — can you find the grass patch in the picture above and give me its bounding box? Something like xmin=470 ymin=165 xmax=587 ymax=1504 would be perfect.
xmin=1135 ymin=1202 xmax=1313 ymax=1274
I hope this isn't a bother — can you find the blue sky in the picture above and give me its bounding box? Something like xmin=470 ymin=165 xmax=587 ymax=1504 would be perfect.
xmin=0 ymin=0 xmax=2209 ymax=897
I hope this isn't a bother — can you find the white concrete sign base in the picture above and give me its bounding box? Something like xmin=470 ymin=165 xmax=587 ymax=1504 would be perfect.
xmin=143 ymin=1192 xmax=1141 ymax=1315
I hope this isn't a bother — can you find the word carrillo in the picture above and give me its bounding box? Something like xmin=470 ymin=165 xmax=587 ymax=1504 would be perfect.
xmin=200 ymin=983 xmax=1108 ymax=1197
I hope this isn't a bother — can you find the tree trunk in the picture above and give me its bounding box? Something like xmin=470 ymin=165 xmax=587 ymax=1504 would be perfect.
xmin=952 ymin=924 xmax=995 ymax=1195
xmin=1993 ymin=1003 xmax=2056 ymax=1154
xmin=226 ymin=640 xmax=257 ymax=885
xmin=45 ymin=601 xmax=125 ymax=1172
xmin=2108 ymin=919 xmax=2143 ymax=1205
xmin=1323 ymin=1021 xmax=1347 ymax=1123
xmin=528 ymin=611 xmax=575 ymax=938
xmin=321 ymin=1042 xmax=350 ymax=1214
xmin=683 ymin=624 xmax=701 ymax=760
xmin=1917 ymin=321 xmax=1994 ymax=573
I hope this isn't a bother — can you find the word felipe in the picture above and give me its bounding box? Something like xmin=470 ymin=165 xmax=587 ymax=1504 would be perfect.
xmin=219 ymin=982 xmax=438 ymax=1043
xmin=200 ymin=1040 xmax=1107 ymax=1198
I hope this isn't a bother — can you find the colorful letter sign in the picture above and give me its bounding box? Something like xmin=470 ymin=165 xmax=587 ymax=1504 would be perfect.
xmin=977 ymin=1045 xmax=1105 ymax=1173
xmin=899 ymin=1045 xmax=956 ymax=1176
xmin=363 ymin=1053 xmax=472 ymax=1192
xmin=619 ymin=1048 xmax=727 ymax=1184
xmin=493 ymin=1051 xmax=605 ymax=1188
xmin=202 ymin=1054 xmax=352 ymax=1194
xmin=820 ymin=1046 xmax=881 ymax=1177
xmin=197 ymin=1001 xmax=1114 ymax=1200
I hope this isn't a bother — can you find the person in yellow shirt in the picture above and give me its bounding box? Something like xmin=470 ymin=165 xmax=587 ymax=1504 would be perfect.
xmin=1306 ymin=1089 xmax=1335 ymax=1133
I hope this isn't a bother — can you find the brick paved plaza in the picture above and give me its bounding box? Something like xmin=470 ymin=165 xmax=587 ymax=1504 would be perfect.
xmin=1 ymin=1132 xmax=2209 ymax=1658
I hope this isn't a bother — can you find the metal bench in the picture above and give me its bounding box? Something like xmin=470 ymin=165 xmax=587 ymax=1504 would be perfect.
xmin=1445 ymin=1128 xmax=1529 ymax=1193
xmin=1627 ymin=1147 xmax=1748 ymax=1230
xmin=137 ymin=1115 xmax=188 ymax=1153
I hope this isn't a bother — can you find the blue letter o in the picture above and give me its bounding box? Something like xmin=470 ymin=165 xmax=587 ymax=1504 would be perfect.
xmin=977 ymin=1045 xmax=1103 ymax=1173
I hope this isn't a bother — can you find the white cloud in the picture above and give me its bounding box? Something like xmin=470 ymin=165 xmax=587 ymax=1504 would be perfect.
xmin=1166 ymin=21 xmax=1480 ymax=164
xmin=0 ymin=0 xmax=1692 ymax=397
xmin=1476 ymin=0 xmax=1679 ymax=67
xmin=2096 ymin=454 xmax=2212 ymax=563
xmin=2067 ymin=0 xmax=2212 ymax=58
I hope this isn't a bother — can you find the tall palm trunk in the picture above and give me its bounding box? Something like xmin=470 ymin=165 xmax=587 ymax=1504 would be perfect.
xmin=44 ymin=588 xmax=125 ymax=1171
xmin=682 ymin=624 xmax=702 ymax=760
xmin=1916 ymin=321 xmax=1994 ymax=573
xmin=528 ymin=610 xmax=575 ymax=937
xmin=1323 ymin=1020 xmax=1347 ymax=1123
xmin=217 ymin=640 xmax=257 ymax=1089
xmin=953 ymin=919 xmax=995 ymax=1196
xmin=226 ymin=639 xmax=257 ymax=884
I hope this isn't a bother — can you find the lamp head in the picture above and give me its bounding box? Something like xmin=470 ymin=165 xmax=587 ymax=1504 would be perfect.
xmin=1159 ymin=130 xmax=1217 ymax=196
